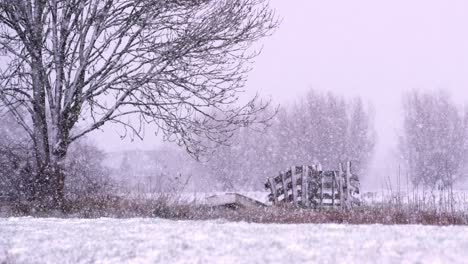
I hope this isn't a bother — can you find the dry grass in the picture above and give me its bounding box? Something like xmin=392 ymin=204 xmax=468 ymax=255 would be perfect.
xmin=61 ymin=194 xmax=192 ymax=218
xmin=68 ymin=196 xmax=468 ymax=225
xmin=7 ymin=194 xmax=193 ymax=218
xmin=167 ymin=203 xmax=467 ymax=225
xmin=4 ymin=194 xmax=468 ymax=225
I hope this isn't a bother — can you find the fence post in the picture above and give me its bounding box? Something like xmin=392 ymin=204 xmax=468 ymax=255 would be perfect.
xmin=345 ymin=161 xmax=351 ymax=208
xmin=320 ymin=170 xmax=324 ymax=207
xmin=269 ymin=177 xmax=278 ymax=204
xmin=281 ymin=172 xmax=288 ymax=202
xmin=332 ymin=171 xmax=336 ymax=206
xmin=301 ymin=165 xmax=309 ymax=207
xmin=339 ymin=162 xmax=344 ymax=208
xmin=291 ymin=166 xmax=298 ymax=205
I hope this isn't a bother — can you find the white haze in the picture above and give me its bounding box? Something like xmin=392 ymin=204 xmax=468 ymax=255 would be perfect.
xmin=85 ymin=0 xmax=468 ymax=189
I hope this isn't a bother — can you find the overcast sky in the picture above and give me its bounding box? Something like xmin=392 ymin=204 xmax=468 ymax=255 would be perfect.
xmin=91 ymin=0 xmax=468 ymax=184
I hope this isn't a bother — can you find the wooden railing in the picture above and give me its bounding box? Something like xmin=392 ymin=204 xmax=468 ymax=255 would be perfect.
xmin=265 ymin=162 xmax=360 ymax=208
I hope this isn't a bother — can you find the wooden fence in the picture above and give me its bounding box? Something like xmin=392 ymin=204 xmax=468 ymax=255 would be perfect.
xmin=265 ymin=162 xmax=360 ymax=208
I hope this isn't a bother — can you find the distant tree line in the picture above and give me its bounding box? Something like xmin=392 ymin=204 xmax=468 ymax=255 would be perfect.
xmin=3 ymin=88 xmax=468 ymax=196
xmin=205 ymin=89 xmax=468 ymax=191
xmin=203 ymin=90 xmax=376 ymax=191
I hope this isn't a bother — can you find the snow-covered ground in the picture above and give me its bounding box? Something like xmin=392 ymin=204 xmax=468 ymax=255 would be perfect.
xmin=1 ymin=218 xmax=468 ymax=264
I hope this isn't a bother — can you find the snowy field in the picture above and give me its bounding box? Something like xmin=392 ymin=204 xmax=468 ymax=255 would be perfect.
xmin=1 ymin=218 xmax=468 ymax=264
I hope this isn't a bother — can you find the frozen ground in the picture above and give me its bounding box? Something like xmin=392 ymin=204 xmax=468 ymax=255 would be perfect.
xmin=1 ymin=218 xmax=468 ymax=264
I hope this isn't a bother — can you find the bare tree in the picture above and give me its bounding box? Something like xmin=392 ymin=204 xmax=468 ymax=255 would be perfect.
xmin=201 ymin=105 xmax=277 ymax=191
xmin=273 ymin=90 xmax=374 ymax=173
xmin=0 ymin=0 xmax=278 ymax=207
xmin=204 ymin=90 xmax=375 ymax=191
xmin=346 ymin=98 xmax=375 ymax=176
xmin=399 ymin=90 xmax=468 ymax=188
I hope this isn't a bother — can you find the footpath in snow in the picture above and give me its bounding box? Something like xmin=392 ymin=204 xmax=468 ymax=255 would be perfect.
xmin=1 ymin=217 xmax=468 ymax=264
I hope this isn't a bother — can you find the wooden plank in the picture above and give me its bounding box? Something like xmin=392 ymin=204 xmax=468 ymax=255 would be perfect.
xmin=269 ymin=177 xmax=278 ymax=204
xmin=206 ymin=193 xmax=267 ymax=208
xmin=320 ymin=171 xmax=324 ymax=207
xmin=322 ymin=193 xmax=340 ymax=199
xmin=310 ymin=168 xmax=319 ymax=206
xmin=322 ymin=182 xmax=336 ymax=189
xmin=345 ymin=161 xmax=351 ymax=208
xmin=338 ymin=162 xmax=344 ymax=208
xmin=322 ymin=199 xmax=341 ymax=205
xmin=322 ymin=178 xmax=335 ymax=184
xmin=270 ymin=168 xmax=293 ymax=186
xmin=268 ymin=187 xmax=285 ymax=202
xmin=291 ymin=166 xmax=298 ymax=205
xmin=332 ymin=171 xmax=335 ymax=206
xmin=281 ymin=172 xmax=288 ymax=202
xmin=301 ymin=165 xmax=309 ymax=207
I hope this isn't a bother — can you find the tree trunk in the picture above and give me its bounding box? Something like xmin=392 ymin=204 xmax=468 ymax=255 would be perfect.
xmin=32 ymin=159 xmax=66 ymax=209
xmin=31 ymin=107 xmax=68 ymax=209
